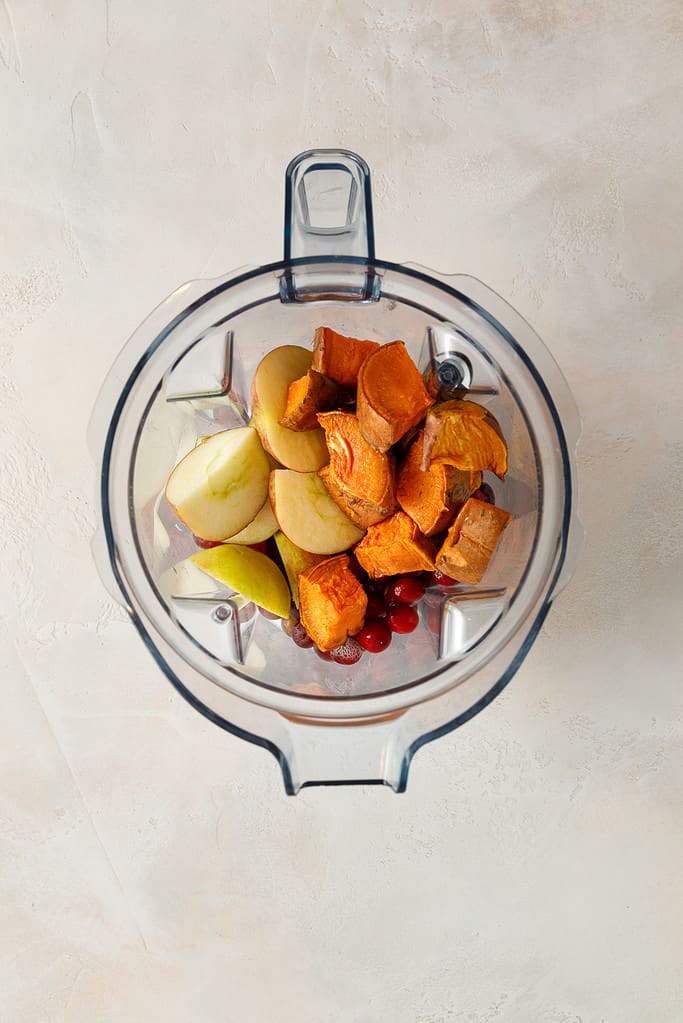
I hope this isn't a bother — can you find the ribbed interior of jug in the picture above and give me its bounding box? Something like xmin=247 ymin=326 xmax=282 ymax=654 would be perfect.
xmin=107 ymin=259 xmax=569 ymax=715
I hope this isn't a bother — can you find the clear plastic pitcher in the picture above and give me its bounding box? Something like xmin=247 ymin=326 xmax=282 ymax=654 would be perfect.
xmin=89 ymin=150 xmax=582 ymax=793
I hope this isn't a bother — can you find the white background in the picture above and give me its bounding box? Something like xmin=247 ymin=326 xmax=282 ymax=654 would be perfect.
xmin=2 ymin=2 xmax=682 ymax=1020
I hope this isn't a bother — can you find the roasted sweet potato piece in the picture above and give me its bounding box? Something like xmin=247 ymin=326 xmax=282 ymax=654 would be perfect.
xmin=311 ymin=326 xmax=379 ymax=387
xmin=354 ymin=510 xmax=436 ymax=579
xmin=396 ymin=430 xmax=482 ymax=536
xmin=317 ymin=411 xmax=396 ymax=529
xmin=298 ymin=554 xmax=368 ymax=652
xmin=421 ymin=399 xmax=508 ymax=478
xmin=356 ymin=340 xmax=434 ymax=452
xmin=279 ymin=369 xmax=338 ymax=431
xmin=435 ymin=497 xmax=511 ymax=584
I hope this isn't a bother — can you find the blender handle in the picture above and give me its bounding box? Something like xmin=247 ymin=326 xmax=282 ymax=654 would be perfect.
xmin=281 ymin=149 xmax=379 ymax=301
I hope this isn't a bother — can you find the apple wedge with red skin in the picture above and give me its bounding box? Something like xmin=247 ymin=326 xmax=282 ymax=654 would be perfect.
xmin=250 ymin=345 xmax=329 ymax=472
xmin=269 ymin=469 xmax=364 ymax=555
xmin=165 ymin=427 xmax=270 ymax=542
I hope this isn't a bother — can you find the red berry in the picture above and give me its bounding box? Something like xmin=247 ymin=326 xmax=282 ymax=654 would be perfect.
xmin=193 ymin=535 xmax=223 ymax=549
xmin=291 ymin=622 xmax=314 ymax=648
xmin=330 ymin=638 xmax=363 ymax=665
xmin=386 ymin=604 xmax=419 ymax=634
xmin=357 ymin=619 xmax=392 ymax=653
xmin=384 ymin=575 xmax=425 ymax=605
xmin=315 ymin=646 xmax=333 ymax=660
xmin=249 ymin=541 xmax=269 ymax=554
xmin=365 ymin=592 xmax=388 ymax=619
xmin=429 ymin=569 xmax=457 ymax=587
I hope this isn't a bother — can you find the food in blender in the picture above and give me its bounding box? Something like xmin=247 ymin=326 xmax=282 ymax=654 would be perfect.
xmin=435 ymin=498 xmax=512 ymax=585
xmin=317 ymin=411 xmax=397 ymax=528
xmin=421 ymin=399 xmax=508 ymax=477
xmin=249 ymin=344 xmax=329 ymax=471
xmin=217 ymin=497 xmax=278 ymax=545
xmin=298 ymin=553 xmax=368 ymax=651
xmin=396 ymin=429 xmax=482 ymax=536
xmin=268 ymin=469 xmax=365 ymax=554
xmin=354 ymin=510 xmax=437 ymax=577
xmin=191 ymin=543 xmax=291 ymax=619
xmin=356 ymin=339 xmax=434 ymax=451
xmin=311 ymin=325 xmax=379 ymax=386
xmin=164 ymin=328 xmax=512 ymax=664
xmin=279 ymin=369 xmax=339 ymax=431
xmin=165 ymin=426 xmax=271 ymax=541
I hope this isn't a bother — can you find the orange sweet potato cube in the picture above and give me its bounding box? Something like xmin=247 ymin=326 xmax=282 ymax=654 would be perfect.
xmin=435 ymin=497 xmax=511 ymax=584
xmin=422 ymin=399 xmax=508 ymax=478
xmin=356 ymin=340 xmax=434 ymax=452
xmin=317 ymin=411 xmax=396 ymax=529
xmin=311 ymin=326 xmax=379 ymax=388
xmin=354 ymin=510 xmax=436 ymax=579
xmin=279 ymin=369 xmax=338 ymax=431
xmin=298 ymin=554 xmax=368 ymax=652
xmin=396 ymin=429 xmax=481 ymax=536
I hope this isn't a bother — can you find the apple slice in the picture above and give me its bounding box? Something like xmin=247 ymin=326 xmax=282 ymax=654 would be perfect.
xmin=250 ymin=345 xmax=329 ymax=471
xmin=273 ymin=531 xmax=326 ymax=606
xmin=191 ymin=544 xmax=291 ymax=619
xmin=166 ymin=427 xmax=270 ymax=542
xmin=269 ymin=469 xmax=364 ymax=555
xmin=223 ymin=498 xmax=278 ymax=545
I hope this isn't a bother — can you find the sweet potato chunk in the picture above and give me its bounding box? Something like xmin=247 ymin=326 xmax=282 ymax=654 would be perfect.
xmin=279 ymin=369 xmax=338 ymax=431
xmin=354 ymin=510 xmax=436 ymax=579
xmin=422 ymin=400 xmax=508 ymax=478
xmin=396 ymin=430 xmax=482 ymax=536
xmin=298 ymin=554 xmax=368 ymax=652
xmin=317 ymin=411 xmax=396 ymax=529
xmin=435 ymin=497 xmax=511 ymax=584
xmin=357 ymin=340 xmax=434 ymax=452
xmin=311 ymin=326 xmax=379 ymax=387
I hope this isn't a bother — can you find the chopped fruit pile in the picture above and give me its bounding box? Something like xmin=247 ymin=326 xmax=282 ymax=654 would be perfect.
xmin=164 ymin=327 xmax=512 ymax=666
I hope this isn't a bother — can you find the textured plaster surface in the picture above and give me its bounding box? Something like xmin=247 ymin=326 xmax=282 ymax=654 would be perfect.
xmin=1 ymin=1 xmax=682 ymax=1020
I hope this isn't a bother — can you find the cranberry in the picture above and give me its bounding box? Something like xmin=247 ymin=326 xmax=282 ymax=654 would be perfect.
xmin=472 ymin=482 xmax=495 ymax=505
xmin=384 ymin=575 xmax=425 ymax=605
xmin=330 ymin=637 xmax=363 ymax=665
xmin=386 ymin=604 xmax=419 ymax=634
xmin=193 ymin=535 xmax=223 ymax=549
xmin=315 ymin=647 xmax=333 ymax=661
xmin=365 ymin=592 xmax=388 ymax=619
xmin=357 ymin=619 xmax=392 ymax=653
xmin=291 ymin=622 xmax=314 ymax=648
xmin=429 ymin=569 xmax=457 ymax=587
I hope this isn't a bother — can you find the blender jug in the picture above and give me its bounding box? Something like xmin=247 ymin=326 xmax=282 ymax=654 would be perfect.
xmin=89 ymin=150 xmax=582 ymax=793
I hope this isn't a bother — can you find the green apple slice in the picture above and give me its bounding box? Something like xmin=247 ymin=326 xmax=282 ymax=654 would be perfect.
xmin=191 ymin=544 xmax=291 ymax=618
